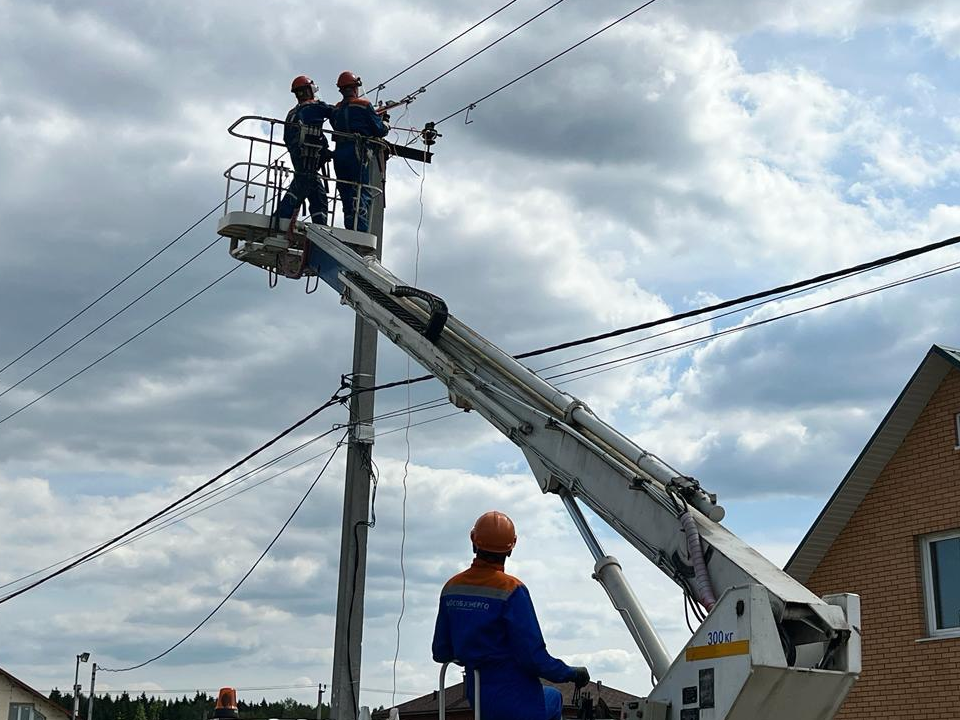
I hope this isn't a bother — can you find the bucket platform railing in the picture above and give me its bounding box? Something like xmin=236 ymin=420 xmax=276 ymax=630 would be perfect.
xmin=438 ymin=662 xmax=480 ymax=720
xmin=217 ymin=115 xmax=389 ymax=283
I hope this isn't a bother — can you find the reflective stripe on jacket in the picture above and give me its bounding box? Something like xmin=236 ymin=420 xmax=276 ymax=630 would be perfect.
xmin=432 ymin=558 xmax=574 ymax=720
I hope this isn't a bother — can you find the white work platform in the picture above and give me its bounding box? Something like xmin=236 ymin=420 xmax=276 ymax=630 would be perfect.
xmin=217 ymin=211 xmax=376 ymax=270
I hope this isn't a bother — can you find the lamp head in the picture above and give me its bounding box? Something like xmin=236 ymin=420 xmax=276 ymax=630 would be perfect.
xmin=78 ymin=653 xmax=90 ymax=663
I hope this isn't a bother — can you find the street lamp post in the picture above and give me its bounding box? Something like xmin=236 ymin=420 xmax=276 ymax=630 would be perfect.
xmin=72 ymin=653 xmax=90 ymax=720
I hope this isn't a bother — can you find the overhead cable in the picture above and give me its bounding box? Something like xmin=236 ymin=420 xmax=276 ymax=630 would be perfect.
xmin=523 ymin=233 xmax=960 ymax=359
xmin=7 ymin=236 xmax=958 ymax=598
xmin=0 ymin=239 xmax=220 ymax=401
xmin=436 ymin=0 xmax=662 ymax=124
xmin=371 ymin=0 xmax=524 ymax=96
xmin=0 ymin=388 xmax=348 ymax=604
xmin=97 ymin=435 xmax=347 ymax=672
xmin=360 ymin=233 xmax=960 ymax=394
xmin=0 ymin=399 xmax=450 ymax=595
xmin=0 ymin=265 xmax=242 ymax=428
xmin=402 ymin=0 xmax=570 ymax=104
xmin=548 ymin=258 xmax=960 ymax=384
xmin=0 ymin=169 xmax=270 ymax=377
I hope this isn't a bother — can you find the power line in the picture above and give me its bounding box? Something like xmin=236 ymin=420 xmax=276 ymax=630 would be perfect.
xmin=547 ymin=258 xmax=960 ymax=384
xmin=0 ymin=435 xmax=340 ymax=594
xmin=436 ymin=0 xmax=663 ymax=124
xmin=0 ymin=398 xmax=452 ymax=596
xmin=359 ymin=233 xmax=960 ymax=394
xmin=521 ymin=233 xmax=960 ymax=359
xmin=0 ymin=264 xmax=241 ymax=427
xmin=6 ymin=235 xmax=958 ymax=599
xmin=371 ymin=0 xmax=523 ymax=96
xmin=0 ymin=177 xmax=263 ymax=377
xmin=0 ymin=388 xmax=348 ymax=604
xmin=0 ymin=239 xmax=220 ymax=402
xmin=98 ymin=436 xmax=347 ymax=673
xmin=400 ymin=0 xmax=571 ymax=104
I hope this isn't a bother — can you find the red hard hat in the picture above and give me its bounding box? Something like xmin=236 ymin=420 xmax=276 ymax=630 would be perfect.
xmin=291 ymin=75 xmax=313 ymax=92
xmin=470 ymin=511 xmax=517 ymax=554
xmin=337 ymin=71 xmax=362 ymax=90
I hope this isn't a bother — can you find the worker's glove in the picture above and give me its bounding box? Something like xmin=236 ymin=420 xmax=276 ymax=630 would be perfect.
xmin=382 ymin=122 xmax=391 ymax=133
xmin=381 ymin=111 xmax=391 ymax=123
xmin=572 ymin=667 xmax=590 ymax=688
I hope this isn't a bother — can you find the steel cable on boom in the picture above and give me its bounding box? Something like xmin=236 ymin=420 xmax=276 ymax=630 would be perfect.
xmin=435 ymin=0 xmax=662 ymax=125
xmin=97 ymin=434 xmax=347 ymax=673
xmin=370 ymin=0 xmax=524 ymax=97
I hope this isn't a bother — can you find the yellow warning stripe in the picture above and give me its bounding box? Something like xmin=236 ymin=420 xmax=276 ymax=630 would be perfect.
xmin=685 ymin=639 xmax=750 ymax=662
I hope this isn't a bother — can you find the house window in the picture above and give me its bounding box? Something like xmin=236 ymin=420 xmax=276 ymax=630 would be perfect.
xmin=9 ymin=706 xmax=34 ymax=720
xmin=921 ymin=530 xmax=960 ymax=637
xmin=955 ymin=412 xmax=960 ymax=449
xmin=9 ymin=705 xmax=45 ymax=720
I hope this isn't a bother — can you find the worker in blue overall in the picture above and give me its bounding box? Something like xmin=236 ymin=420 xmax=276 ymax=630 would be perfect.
xmin=432 ymin=511 xmax=590 ymax=720
xmin=330 ymin=71 xmax=389 ymax=232
xmin=277 ymin=75 xmax=332 ymax=227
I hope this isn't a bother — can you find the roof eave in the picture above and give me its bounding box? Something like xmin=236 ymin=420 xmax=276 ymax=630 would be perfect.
xmin=785 ymin=344 xmax=960 ymax=584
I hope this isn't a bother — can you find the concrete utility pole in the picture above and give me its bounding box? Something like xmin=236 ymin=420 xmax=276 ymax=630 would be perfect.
xmin=329 ymin=152 xmax=386 ymax=720
xmin=328 ymin=138 xmax=433 ymax=720
xmin=86 ymin=664 xmax=97 ymax=720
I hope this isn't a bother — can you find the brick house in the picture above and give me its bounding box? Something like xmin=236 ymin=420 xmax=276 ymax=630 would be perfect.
xmin=0 ymin=668 xmax=71 ymax=720
xmin=372 ymin=680 xmax=637 ymax=720
xmin=785 ymin=344 xmax=960 ymax=718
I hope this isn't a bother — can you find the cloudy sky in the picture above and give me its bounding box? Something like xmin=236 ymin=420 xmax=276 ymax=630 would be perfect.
xmin=1 ymin=0 xmax=959 ymax=711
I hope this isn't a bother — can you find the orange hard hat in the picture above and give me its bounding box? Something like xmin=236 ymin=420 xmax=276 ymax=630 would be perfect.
xmin=336 ymin=71 xmax=362 ymax=90
xmin=470 ymin=511 xmax=517 ymax=553
xmin=213 ymin=688 xmax=239 ymax=720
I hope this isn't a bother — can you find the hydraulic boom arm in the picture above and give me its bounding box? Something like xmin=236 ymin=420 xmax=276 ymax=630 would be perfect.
xmin=218 ymin=195 xmax=860 ymax=719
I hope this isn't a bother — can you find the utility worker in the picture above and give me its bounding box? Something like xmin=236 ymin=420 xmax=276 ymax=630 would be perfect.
xmin=330 ymin=71 xmax=389 ymax=233
xmin=277 ymin=75 xmax=333 ymax=227
xmin=432 ymin=511 xmax=590 ymax=720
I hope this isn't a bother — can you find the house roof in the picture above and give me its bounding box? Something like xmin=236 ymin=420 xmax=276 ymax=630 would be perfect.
xmin=372 ymin=679 xmax=637 ymax=719
xmin=0 ymin=667 xmax=72 ymax=718
xmin=785 ymin=344 xmax=960 ymax=583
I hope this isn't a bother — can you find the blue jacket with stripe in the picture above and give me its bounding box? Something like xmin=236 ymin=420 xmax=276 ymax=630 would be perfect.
xmin=432 ymin=558 xmax=575 ymax=720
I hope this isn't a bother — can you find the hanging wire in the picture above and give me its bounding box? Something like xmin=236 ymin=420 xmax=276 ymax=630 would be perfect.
xmin=98 ymin=435 xmax=348 ymax=672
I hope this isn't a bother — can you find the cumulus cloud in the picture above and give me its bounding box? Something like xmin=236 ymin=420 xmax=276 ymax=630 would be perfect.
xmin=1 ymin=0 xmax=959 ymax=707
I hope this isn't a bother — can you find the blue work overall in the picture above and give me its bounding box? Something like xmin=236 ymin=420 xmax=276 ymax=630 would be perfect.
xmin=432 ymin=558 xmax=575 ymax=720
xmin=330 ymin=97 xmax=388 ymax=232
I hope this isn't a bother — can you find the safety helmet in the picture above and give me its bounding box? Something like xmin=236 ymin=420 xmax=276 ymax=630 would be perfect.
xmin=336 ymin=70 xmax=362 ymax=90
xmin=470 ymin=511 xmax=517 ymax=554
xmin=291 ymin=75 xmax=319 ymax=99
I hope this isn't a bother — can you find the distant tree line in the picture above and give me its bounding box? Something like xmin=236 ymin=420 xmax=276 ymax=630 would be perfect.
xmin=48 ymin=689 xmax=329 ymax=720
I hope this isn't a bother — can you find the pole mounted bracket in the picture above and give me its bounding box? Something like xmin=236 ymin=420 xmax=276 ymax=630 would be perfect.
xmin=349 ymin=421 xmax=375 ymax=445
